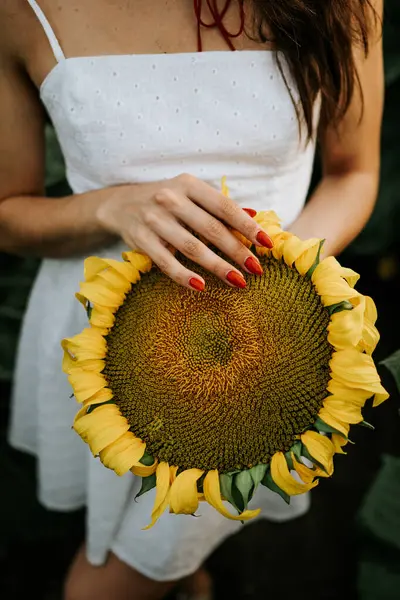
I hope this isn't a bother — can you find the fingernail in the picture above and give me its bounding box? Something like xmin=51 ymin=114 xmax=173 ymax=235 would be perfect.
xmin=189 ymin=278 xmax=205 ymax=291
xmin=244 ymin=256 xmax=263 ymax=276
xmin=226 ymin=271 xmax=247 ymax=289
xmin=256 ymin=231 xmax=274 ymax=249
xmin=243 ymin=208 xmax=257 ymax=218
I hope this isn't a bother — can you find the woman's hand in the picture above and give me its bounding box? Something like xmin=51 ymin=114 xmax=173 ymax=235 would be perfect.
xmin=96 ymin=173 xmax=273 ymax=290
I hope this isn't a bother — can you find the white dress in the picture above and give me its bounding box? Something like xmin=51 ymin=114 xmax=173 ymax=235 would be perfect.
xmin=9 ymin=0 xmax=318 ymax=581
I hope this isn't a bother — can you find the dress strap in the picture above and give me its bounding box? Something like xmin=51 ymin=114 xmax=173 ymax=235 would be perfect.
xmin=26 ymin=0 xmax=65 ymax=63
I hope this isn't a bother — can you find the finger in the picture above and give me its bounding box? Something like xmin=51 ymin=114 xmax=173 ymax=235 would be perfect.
xmin=124 ymin=230 xmax=206 ymax=292
xmin=154 ymin=190 xmax=264 ymax=277
xmin=179 ymin=175 xmax=273 ymax=248
xmin=149 ymin=216 xmax=248 ymax=289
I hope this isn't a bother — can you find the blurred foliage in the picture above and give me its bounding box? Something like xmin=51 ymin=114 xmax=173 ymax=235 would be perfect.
xmin=0 ymin=3 xmax=399 ymax=382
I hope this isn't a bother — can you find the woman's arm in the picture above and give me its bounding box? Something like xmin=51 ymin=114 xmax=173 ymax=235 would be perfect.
xmin=0 ymin=15 xmax=272 ymax=290
xmin=0 ymin=22 xmax=116 ymax=257
xmin=289 ymin=0 xmax=384 ymax=256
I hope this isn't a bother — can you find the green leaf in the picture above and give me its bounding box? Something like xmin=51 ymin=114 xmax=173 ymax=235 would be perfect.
xmin=234 ymin=470 xmax=254 ymax=510
xmin=135 ymin=473 xmax=157 ymax=500
xmin=86 ymin=399 xmax=115 ymax=414
xmin=314 ymin=417 xmax=347 ymax=438
xmin=326 ymin=301 xmax=353 ymax=316
xmin=306 ymin=239 xmax=325 ymax=277
xmin=381 ymin=349 xmax=400 ymax=393
xmin=249 ymin=464 xmax=267 ymax=488
xmin=291 ymin=441 xmax=303 ymax=464
xmin=285 ymin=452 xmax=294 ymax=471
xmin=86 ymin=303 xmax=93 ymax=320
xmin=231 ymin=480 xmax=245 ymax=513
xmin=359 ymin=420 xmax=375 ymax=431
xmin=261 ymin=470 xmax=290 ymax=505
xmin=139 ymin=451 xmax=155 ymax=466
xmin=220 ymin=473 xmax=240 ymax=513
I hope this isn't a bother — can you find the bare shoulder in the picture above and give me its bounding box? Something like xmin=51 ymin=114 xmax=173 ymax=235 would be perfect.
xmin=0 ymin=0 xmax=38 ymax=60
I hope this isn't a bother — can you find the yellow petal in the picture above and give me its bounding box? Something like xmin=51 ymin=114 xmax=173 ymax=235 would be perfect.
xmin=99 ymin=432 xmax=146 ymax=476
xmin=73 ymin=404 xmax=130 ymax=455
xmin=282 ymin=235 xmax=321 ymax=274
xmin=295 ymin=241 xmax=324 ymax=276
xmin=122 ymin=251 xmax=152 ymax=274
xmin=328 ymin=296 xmax=365 ymax=350
xmin=318 ymin=408 xmax=352 ymax=437
xmin=330 ymin=349 xmax=389 ymax=406
xmin=144 ymin=462 xmax=171 ymax=529
xmin=62 ymin=348 xmax=76 ymax=373
xmin=364 ymin=295 xmax=378 ymax=325
xmin=62 ymin=328 xmax=106 ymax=363
xmin=96 ymin=269 xmax=131 ymax=294
xmin=271 ymin=452 xmax=318 ymax=495
xmin=83 ymin=387 xmax=113 ymax=406
xmin=78 ymin=281 xmax=125 ymax=308
xmin=68 ymin=359 xmax=105 ymax=375
xmin=292 ymin=454 xmax=319 ymax=485
xmin=312 ymin=273 xmax=359 ymax=306
xmin=314 ymin=257 xmax=360 ymax=288
xmin=84 ymin=256 xmax=137 ymax=283
xmin=231 ymin=230 xmax=252 ymax=249
xmin=131 ymin=461 xmax=158 ymax=477
xmin=170 ymin=466 xmax=179 ymax=484
xmin=340 ymin=268 xmax=360 ymax=287
xmin=358 ymin=297 xmax=380 ymax=355
xmin=90 ymin=305 xmax=116 ymax=329
xmin=254 ymin=210 xmax=281 ymax=229
xmin=221 ymin=176 xmax=230 ymax=197
xmin=327 ymin=379 xmax=372 ymax=406
xmin=332 ymin=434 xmax=348 ymax=454
xmin=68 ymin=369 xmax=107 ymax=403
xmin=169 ymin=469 xmax=204 ymax=515
xmin=203 ymin=470 xmax=260 ymax=521
xmin=318 ymin=396 xmax=363 ymax=426
xmin=271 ymin=232 xmax=293 ymax=260
xmin=301 ymin=431 xmax=335 ymax=476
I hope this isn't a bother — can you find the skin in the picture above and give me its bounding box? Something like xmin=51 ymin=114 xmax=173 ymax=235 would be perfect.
xmin=0 ymin=1 xmax=384 ymax=599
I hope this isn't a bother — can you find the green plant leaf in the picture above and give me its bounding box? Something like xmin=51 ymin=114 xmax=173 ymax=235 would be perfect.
xmin=285 ymin=452 xmax=294 ymax=471
xmin=86 ymin=303 xmax=92 ymax=320
xmin=86 ymin=399 xmax=115 ymax=414
xmin=234 ymin=470 xmax=254 ymax=510
xmin=135 ymin=473 xmax=157 ymax=500
xmin=220 ymin=473 xmax=241 ymax=513
xmin=139 ymin=451 xmax=155 ymax=466
xmin=359 ymin=421 xmax=375 ymax=431
xmin=306 ymin=239 xmax=325 ymax=277
xmin=291 ymin=441 xmax=303 ymax=463
xmin=314 ymin=417 xmax=347 ymax=438
xmin=326 ymin=301 xmax=354 ymax=316
xmin=261 ymin=470 xmax=290 ymax=505
xmin=249 ymin=464 xmax=267 ymax=488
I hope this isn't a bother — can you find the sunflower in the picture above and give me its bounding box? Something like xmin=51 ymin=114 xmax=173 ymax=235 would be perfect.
xmin=62 ymin=198 xmax=388 ymax=528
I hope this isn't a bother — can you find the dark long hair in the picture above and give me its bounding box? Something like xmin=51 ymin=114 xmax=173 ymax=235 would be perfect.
xmin=250 ymin=0 xmax=379 ymax=138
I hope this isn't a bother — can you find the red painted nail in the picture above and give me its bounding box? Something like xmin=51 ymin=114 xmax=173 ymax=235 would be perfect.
xmin=189 ymin=278 xmax=205 ymax=291
xmin=245 ymin=256 xmax=263 ymax=276
xmin=226 ymin=271 xmax=247 ymax=289
xmin=243 ymin=208 xmax=257 ymax=218
xmin=256 ymin=230 xmax=274 ymax=249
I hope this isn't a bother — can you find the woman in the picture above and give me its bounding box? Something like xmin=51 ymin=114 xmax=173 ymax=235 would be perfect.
xmin=1 ymin=1 xmax=383 ymax=599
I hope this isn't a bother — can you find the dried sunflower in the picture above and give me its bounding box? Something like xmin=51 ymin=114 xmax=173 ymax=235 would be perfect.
xmin=62 ymin=208 xmax=388 ymax=528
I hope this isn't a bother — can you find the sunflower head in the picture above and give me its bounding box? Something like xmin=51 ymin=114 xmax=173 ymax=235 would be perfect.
xmin=63 ymin=202 xmax=388 ymax=527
